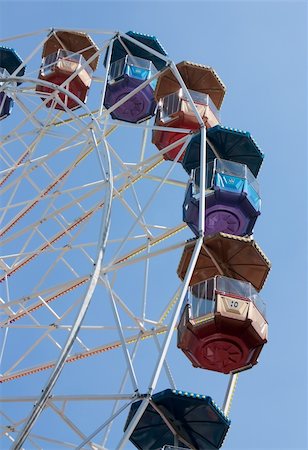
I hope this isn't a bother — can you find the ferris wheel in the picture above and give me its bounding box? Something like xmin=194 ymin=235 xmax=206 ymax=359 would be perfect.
xmin=0 ymin=29 xmax=271 ymax=450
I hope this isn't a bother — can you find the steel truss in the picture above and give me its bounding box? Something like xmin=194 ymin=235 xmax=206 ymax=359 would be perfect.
xmin=0 ymin=29 xmax=237 ymax=450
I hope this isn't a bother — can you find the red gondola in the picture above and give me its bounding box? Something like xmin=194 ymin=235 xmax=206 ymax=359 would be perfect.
xmin=177 ymin=276 xmax=268 ymax=374
xmin=36 ymin=30 xmax=99 ymax=110
xmin=152 ymin=61 xmax=225 ymax=161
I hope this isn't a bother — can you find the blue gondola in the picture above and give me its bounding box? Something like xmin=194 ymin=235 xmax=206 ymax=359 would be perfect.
xmin=124 ymin=389 xmax=230 ymax=449
xmin=182 ymin=125 xmax=264 ymax=178
xmin=0 ymin=47 xmax=25 ymax=120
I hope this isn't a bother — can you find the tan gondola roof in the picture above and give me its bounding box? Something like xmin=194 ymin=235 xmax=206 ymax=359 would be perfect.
xmin=42 ymin=30 xmax=100 ymax=71
xmin=177 ymin=233 xmax=271 ymax=292
xmin=154 ymin=61 xmax=226 ymax=110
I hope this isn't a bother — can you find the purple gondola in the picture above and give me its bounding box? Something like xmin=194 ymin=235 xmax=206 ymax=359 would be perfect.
xmin=103 ymin=31 xmax=168 ymax=123
xmin=183 ymin=158 xmax=261 ymax=237
xmin=104 ymin=59 xmax=157 ymax=123
xmin=0 ymin=88 xmax=13 ymax=120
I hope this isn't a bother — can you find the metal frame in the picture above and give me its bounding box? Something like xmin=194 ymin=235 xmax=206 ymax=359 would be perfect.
xmin=0 ymin=29 xmax=238 ymax=450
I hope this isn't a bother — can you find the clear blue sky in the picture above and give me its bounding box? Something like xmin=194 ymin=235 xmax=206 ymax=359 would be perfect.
xmin=0 ymin=1 xmax=307 ymax=449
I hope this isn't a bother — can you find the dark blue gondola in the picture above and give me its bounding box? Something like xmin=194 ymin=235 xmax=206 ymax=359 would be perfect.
xmin=104 ymin=30 xmax=168 ymax=71
xmin=182 ymin=125 xmax=264 ymax=178
xmin=0 ymin=47 xmax=25 ymax=120
xmin=124 ymin=389 xmax=230 ymax=449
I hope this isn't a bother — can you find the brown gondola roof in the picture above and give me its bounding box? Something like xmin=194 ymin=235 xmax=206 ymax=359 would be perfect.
xmin=154 ymin=61 xmax=226 ymax=109
xmin=177 ymin=233 xmax=271 ymax=291
xmin=42 ymin=30 xmax=100 ymax=71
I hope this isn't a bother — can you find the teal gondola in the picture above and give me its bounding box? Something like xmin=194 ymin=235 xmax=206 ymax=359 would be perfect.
xmin=182 ymin=125 xmax=264 ymax=178
xmin=124 ymin=389 xmax=230 ymax=449
xmin=0 ymin=47 xmax=25 ymax=120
